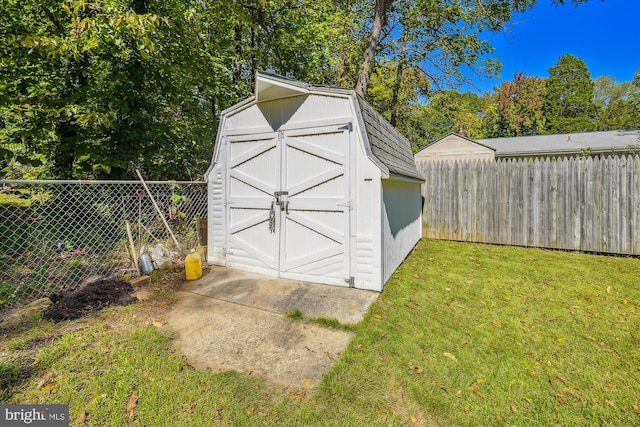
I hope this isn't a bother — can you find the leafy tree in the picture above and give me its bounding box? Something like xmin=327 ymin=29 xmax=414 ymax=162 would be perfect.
xmin=484 ymin=73 xmax=546 ymax=137
xmin=543 ymin=54 xmax=597 ymax=134
xmin=367 ymin=59 xmax=431 ymax=148
xmin=353 ymin=0 xmax=595 ymax=99
xmin=593 ymin=76 xmax=640 ymax=130
xmin=0 ymin=0 xmax=220 ymax=180
xmin=407 ymin=90 xmax=487 ymax=151
xmin=628 ymin=70 xmax=640 ymax=128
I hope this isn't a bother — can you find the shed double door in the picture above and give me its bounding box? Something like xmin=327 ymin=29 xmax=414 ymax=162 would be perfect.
xmin=225 ymin=124 xmax=352 ymax=286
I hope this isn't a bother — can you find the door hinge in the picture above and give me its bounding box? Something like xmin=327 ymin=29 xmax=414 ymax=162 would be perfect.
xmin=345 ymin=276 xmax=355 ymax=288
xmin=224 ymin=200 xmax=235 ymax=207
xmin=338 ymin=123 xmax=353 ymax=132
xmin=337 ymin=200 xmax=353 ymax=210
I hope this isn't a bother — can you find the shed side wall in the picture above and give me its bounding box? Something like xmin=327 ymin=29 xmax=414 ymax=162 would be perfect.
xmin=381 ymin=180 xmax=422 ymax=284
xmin=354 ymin=142 xmax=384 ymax=291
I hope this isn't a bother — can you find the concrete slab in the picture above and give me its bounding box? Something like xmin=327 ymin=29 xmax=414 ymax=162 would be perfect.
xmin=165 ymin=266 xmax=379 ymax=388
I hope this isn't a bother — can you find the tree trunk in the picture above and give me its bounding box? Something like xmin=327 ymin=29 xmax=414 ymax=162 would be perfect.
xmin=355 ymin=0 xmax=393 ymax=98
xmin=390 ymin=35 xmax=407 ymax=127
xmin=232 ymin=24 xmax=242 ymax=82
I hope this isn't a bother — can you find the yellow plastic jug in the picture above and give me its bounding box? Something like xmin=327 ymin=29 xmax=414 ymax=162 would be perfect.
xmin=185 ymin=250 xmax=202 ymax=281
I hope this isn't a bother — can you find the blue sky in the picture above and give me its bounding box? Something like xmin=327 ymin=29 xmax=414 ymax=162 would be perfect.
xmin=468 ymin=0 xmax=640 ymax=94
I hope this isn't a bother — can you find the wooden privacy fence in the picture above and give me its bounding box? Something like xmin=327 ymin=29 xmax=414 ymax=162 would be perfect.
xmin=418 ymin=156 xmax=640 ymax=255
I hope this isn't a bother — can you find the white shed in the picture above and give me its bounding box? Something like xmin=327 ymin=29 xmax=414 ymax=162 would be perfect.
xmin=205 ymin=72 xmax=424 ymax=292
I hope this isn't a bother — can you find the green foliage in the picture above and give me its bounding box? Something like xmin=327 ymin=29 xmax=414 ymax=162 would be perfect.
xmin=0 ymin=0 xmax=219 ymax=180
xmin=484 ymin=73 xmax=547 ymax=137
xmin=409 ymin=90 xmax=488 ymax=150
xmin=543 ymin=54 xmax=598 ymax=134
xmin=593 ymin=74 xmax=640 ymax=131
xmin=0 ymin=359 xmax=31 ymax=401
xmin=0 ymin=283 xmax=24 ymax=308
xmin=0 ymin=0 xmax=632 ymax=175
xmin=309 ymin=317 xmax=357 ymax=332
xmin=285 ymin=307 xmax=304 ymax=320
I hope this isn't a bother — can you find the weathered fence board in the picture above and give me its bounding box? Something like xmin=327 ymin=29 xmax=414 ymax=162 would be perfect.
xmin=418 ymin=156 xmax=640 ymax=255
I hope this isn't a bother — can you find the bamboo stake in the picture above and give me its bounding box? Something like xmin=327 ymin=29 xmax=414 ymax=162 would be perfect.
xmin=135 ymin=169 xmax=183 ymax=254
xmin=126 ymin=221 xmax=140 ymax=275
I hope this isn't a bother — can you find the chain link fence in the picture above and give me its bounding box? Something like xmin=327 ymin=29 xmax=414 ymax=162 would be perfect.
xmin=0 ymin=180 xmax=207 ymax=309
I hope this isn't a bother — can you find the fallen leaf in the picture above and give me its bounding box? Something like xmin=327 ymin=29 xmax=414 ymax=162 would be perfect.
xmin=404 ymin=302 xmax=417 ymax=309
xmin=469 ymin=381 xmax=483 ymax=397
xmin=523 ymin=397 xmax=535 ymax=409
xmin=591 ymin=397 xmax=601 ymax=405
xmin=311 ymin=400 xmax=317 ymax=406
xmin=555 ymin=373 xmax=571 ymax=385
xmin=304 ymin=380 xmax=311 ymax=388
xmin=460 ymin=339 xmax=469 ymax=346
xmin=127 ymin=390 xmax=138 ymax=423
xmin=152 ymin=321 xmax=163 ymax=328
xmin=443 ymin=352 xmax=458 ymax=362
xmin=42 ymin=382 xmax=55 ymax=391
xmin=258 ymin=411 xmax=267 ymax=416
xmin=464 ymin=405 xmax=471 ymax=412
xmin=530 ymin=371 xmax=540 ymax=377
xmin=77 ymin=411 xmax=89 ymax=424
xmin=354 ymin=344 xmax=364 ymax=351
xmin=101 ymin=344 xmax=109 ymax=353
xmin=606 ymin=383 xmax=616 ymax=389
xmin=245 ymin=407 xmax=254 ymax=415
xmin=413 ymin=274 xmax=420 ymax=279
xmin=386 ymin=404 xmax=396 ymax=414
xmin=456 ymin=389 xmax=462 ymax=398
xmin=213 ymin=408 xmax=223 ymax=420
xmin=632 ymin=404 xmax=640 ymax=416
xmin=430 ymin=379 xmax=448 ymax=393
xmin=606 ymin=286 xmax=612 ymax=294
xmin=606 ymin=400 xmax=615 ymax=407
xmin=37 ymin=372 xmax=53 ymax=389
xmin=511 ymin=405 xmax=517 ymax=413
xmin=496 ymin=415 xmax=505 ymax=421
xmin=373 ymin=314 xmax=382 ymax=319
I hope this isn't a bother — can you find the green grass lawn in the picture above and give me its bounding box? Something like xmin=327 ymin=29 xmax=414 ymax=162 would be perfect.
xmin=2 ymin=239 xmax=639 ymax=426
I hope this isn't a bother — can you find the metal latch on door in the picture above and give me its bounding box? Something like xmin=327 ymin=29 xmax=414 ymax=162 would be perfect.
xmin=274 ymin=191 xmax=290 ymax=214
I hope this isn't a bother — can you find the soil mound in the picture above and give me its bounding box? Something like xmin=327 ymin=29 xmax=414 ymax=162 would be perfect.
xmin=43 ymin=279 xmax=137 ymax=322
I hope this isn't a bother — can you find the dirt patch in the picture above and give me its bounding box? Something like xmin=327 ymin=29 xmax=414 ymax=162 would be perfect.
xmin=42 ymin=279 xmax=137 ymax=322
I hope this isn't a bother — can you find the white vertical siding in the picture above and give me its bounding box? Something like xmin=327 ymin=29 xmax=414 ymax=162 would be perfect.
xmin=354 ymin=144 xmax=384 ymax=291
xmin=381 ymin=180 xmax=422 ymax=284
xmin=207 ymin=161 xmax=225 ymax=265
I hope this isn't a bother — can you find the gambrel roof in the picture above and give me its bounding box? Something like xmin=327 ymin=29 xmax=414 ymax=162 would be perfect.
xmin=356 ymin=95 xmax=425 ymax=181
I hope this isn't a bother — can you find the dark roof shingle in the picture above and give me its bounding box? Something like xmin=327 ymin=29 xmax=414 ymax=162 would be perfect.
xmin=357 ymin=95 xmax=424 ymax=181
